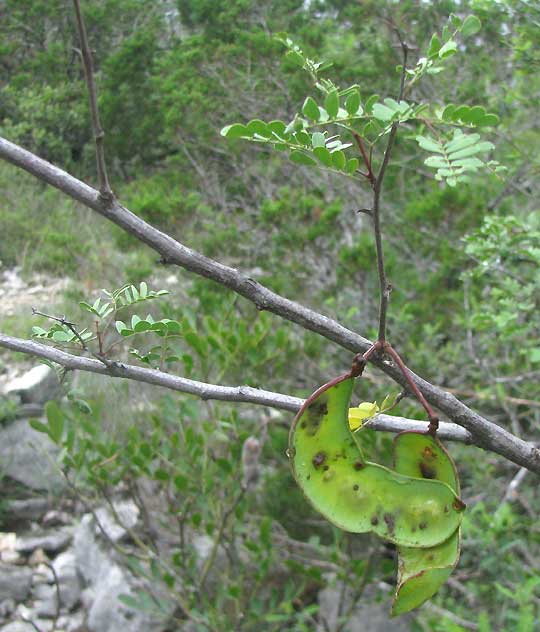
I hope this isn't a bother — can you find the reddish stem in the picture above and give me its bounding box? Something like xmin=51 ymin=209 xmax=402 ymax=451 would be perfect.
xmin=353 ymin=133 xmax=375 ymax=186
xmin=383 ymin=344 xmax=439 ymax=433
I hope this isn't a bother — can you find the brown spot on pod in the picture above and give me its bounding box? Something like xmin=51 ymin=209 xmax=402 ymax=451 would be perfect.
xmin=383 ymin=513 xmax=395 ymax=535
xmin=353 ymin=484 xmax=359 ymax=491
xmin=419 ymin=522 xmax=427 ymax=530
xmin=453 ymin=498 xmax=466 ymax=512
xmin=422 ymin=446 xmax=437 ymax=460
xmin=304 ymin=399 xmax=329 ymax=436
xmin=353 ymin=461 xmax=365 ymax=470
xmin=371 ymin=515 xmax=379 ymax=526
xmin=419 ymin=461 xmax=436 ymax=479
xmin=312 ymin=452 xmax=326 ymax=468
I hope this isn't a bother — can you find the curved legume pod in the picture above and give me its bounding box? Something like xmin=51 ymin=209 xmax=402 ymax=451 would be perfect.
xmin=289 ymin=376 xmax=465 ymax=548
xmin=392 ymin=432 xmax=463 ymax=616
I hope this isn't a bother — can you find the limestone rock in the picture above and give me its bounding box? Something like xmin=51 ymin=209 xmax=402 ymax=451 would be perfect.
xmin=93 ymin=500 xmax=139 ymax=543
xmin=15 ymin=528 xmax=72 ymax=555
xmin=4 ymin=366 xmax=60 ymax=406
xmin=317 ymin=580 xmax=412 ymax=632
xmin=0 ymin=419 xmax=64 ymax=491
xmin=0 ymin=564 xmax=32 ymax=602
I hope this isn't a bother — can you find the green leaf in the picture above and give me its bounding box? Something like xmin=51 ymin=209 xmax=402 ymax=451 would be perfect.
xmin=445 ymin=132 xmax=481 ymax=153
xmin=346 ymin=158 xmax=360 ymax=174
xmin=441 ymin=104 xmax=456 ymax=121
xmin=290 ymin=151 xmax=317 ymax=167
xmin=246 ymin=119 xmax=270 ymax=137
xmin=133 ymin=319 xmax=152 ymax=333
xmin=428 ymin=33 xmax=441 ymax=57
xmin=461 ymin=15 xmax=481 ymax=38
xmin=439 ymin=40 xmax=457 ymax=58
xmin=325 ymin=89 xmax=339 ymax=118
xmin=115 ymin=320 xmax=128 ymax=335
xmin=463 ymin=106 xmax=486 ymax=125
xmin=302 ymin=96 xmax=320 ymax=121
xmin=220 ymin=124 xmax=248 ymax=139
xmin=452 ymin=157 xmax=484 ymax=169
xmin=29 ymin=419 xmax=50 ymax=435
xmin=52 ymin=330 xmax=73 ymax=343
xmin=45 ymin=401 xmax=65 ymax=444
xmin=425 ymin=156 xmax=449 ymax=169
xmin=478 ymin=113 xmax=499 ymax=127
xmin=345 ymin=90 xmax=361 ymax=115
xmin=450 ymin=13 xmax=462 ymax=29
xmin=372 ymin=103 xmax=394 ymax=122
xmin=416 ymin=136 xmax=444 ymax=153
xmin=286 ymin=50 xmax=304 ymax=67
xmin=311 ymin=132 xmax=325 ymax=148
xmin=313 ymin=146 xmax=333 ymax=167
xmin=317 ymin=107 xmax=329 ymax=122
xmin=448 ymin=141 xmax=494 ymax=160
xmin=332 ymin=150 xmax=346 ymax=170
xmin=268 ymin=120 xmax=287 ymax=137
xmin=364 ymin=94 xmax=379 ymax=114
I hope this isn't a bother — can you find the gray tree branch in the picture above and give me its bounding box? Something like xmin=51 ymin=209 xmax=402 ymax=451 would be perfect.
xmin=0 ymin=136 xmax=539 ymax=473
xmin=0 ymin=332 xmax=471 ymax=444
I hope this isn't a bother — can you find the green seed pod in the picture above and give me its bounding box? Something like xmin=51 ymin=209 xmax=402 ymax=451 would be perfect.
xmin=289 ymin=376 xmax=465 ymax=548
xmin=392 ymin=432 xmax=463 ymax=616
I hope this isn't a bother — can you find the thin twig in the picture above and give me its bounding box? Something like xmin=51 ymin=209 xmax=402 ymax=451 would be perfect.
xmin=44 ymin=561 xmax=62 ymax=632
xmin=353 ymin=132 xmax=375 ymax=185
xmin=385 ymin=344 xmax=439 ymax=431
xmin=72 ymin=0 xmax=113 ymax=201
xmin=199 ymin=488 xmax=246 ymax=592
xmin=32 ymin=307 xmax=88 ymax=350
xmin=502 ymin=467 xmax=528 ymax=503
xmin=371 ymin=39 xmax=408 ymax=342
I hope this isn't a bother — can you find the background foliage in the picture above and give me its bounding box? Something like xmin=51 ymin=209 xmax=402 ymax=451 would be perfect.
xmin=1 ymin=0 xmax=540 ymax=629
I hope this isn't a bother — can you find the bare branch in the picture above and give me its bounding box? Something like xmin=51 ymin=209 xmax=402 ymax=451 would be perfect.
xmin=0 ymin=137 xmax=539 ymax=473
xmin=0 ymin=333 xmax=302 ymax=412
xmin=0 ymin=332 xmax=501 ymax=448
xmin=72 ymin=0 xmax=113 ymax=201
xmin=365 ymin=415 xmax=472 ymax=444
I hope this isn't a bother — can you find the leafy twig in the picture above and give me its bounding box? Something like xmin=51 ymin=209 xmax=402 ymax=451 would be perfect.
xmin=32 ymin=307 xmax=89 ymax=350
